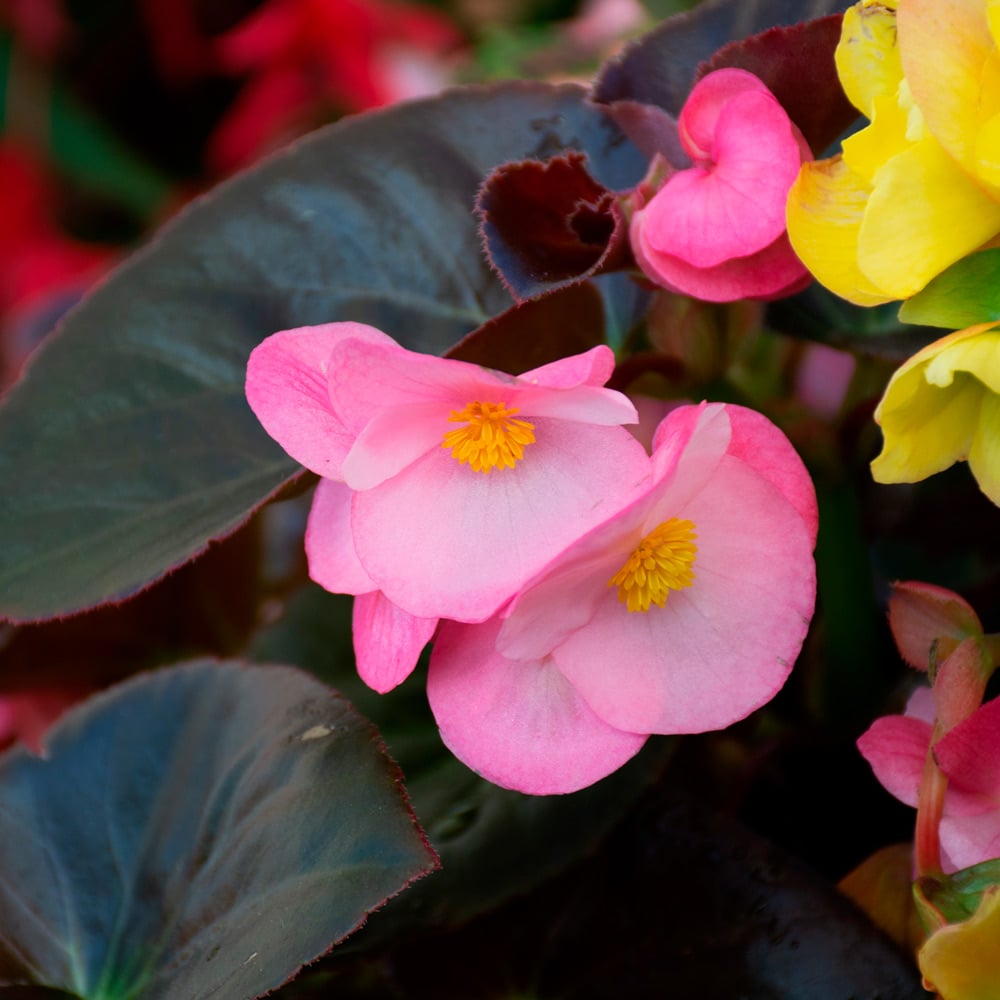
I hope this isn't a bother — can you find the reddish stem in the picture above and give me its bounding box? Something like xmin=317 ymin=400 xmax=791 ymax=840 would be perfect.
xmin=914 ymin=737 xmax=948 ymax=877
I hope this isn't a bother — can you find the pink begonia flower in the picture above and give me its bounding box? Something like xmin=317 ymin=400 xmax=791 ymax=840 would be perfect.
xmin=858 ymin=688 xmax=1000 ymax=872
xmin=428 ymin=402 xmax=819 ymax=793
xmin=630 ymin=68 xmax=812 ymax=303
xmin=246 ymin=320 xmax=651 ymax=624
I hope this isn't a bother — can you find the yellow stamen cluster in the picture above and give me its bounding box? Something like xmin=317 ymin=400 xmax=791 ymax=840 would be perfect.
xmin=609 ymin=517 xmax=698 ymax=613
xmin=442 ymin=401 xmax=536 ymax=473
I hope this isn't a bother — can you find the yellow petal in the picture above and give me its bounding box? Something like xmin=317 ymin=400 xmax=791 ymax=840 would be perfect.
xmin=926 ymin=327 xmax=1000 ymax=394
xmin=969 ymin=390 xmax=1000 ymax=504
xmin=919 ymin=887 xmax=1000 ymax=1000
xmin=871 ymin=364 xmax=980 ymax=485
xmin=785 ymin=157 xmax=891 ymax=306
xmin=899 ymin=0 xmax=998 ymax=185
xmin=857 ymin=137 xmax=1000 ymax=299
xmin=835 ymin=0 xmax=903 ymax=118
xmin=975 ymin=106 xmax=1000 ymax=190
xmin=990 ymin=0 xmax=1000 ymax=49
xmin=842 ymin=94 xmax=911 ymax=183
xmin=872 ymin=324 xmax=1000 ymax=488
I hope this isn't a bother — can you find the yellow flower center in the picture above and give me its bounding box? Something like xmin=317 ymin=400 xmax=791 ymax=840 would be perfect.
xmin=609 ymin=518 xmax=698 ymax=613
xmin=442 ymin=401 xmax=536 ymax=473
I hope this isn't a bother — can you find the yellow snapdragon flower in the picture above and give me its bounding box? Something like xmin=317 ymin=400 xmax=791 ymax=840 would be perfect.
xmin=787 ymin=0 xmax=1000 ymax=305
xmin=871 ymin=323 xmax=1000 ymax=504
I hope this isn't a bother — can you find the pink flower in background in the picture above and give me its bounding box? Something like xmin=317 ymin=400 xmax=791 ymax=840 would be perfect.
xmin=428 ymin=402 xmax=819 ymax=793
xmin=859 ymin=688 xmax=1000 ymax=873
xmin=630 ymin=68 xmax=811 ymax=302
xmin=210 ymin=0 xmax=462 ymax=171
xmin=246 ymin=321 xmax=651 ymax=626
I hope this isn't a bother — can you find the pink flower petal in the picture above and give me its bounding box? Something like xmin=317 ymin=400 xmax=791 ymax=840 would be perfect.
xmin=856 ymin=714 xmax=931 ymax=809
xmin=352 ymin=421 xmax=651 ymax=621
xmin=631 ymin=216 xmax=810 ymax=302
xmin=499 ymin=403 xmax=728 ymax=661
xmin=245 ymin=321 xmax=393 ymax=478
xmin=725 ymin=404 xmax=819 ymax=541
xmin=341 ymin=401 xmax=447 ymax=490
xmin=305 ymin=478 xmax=376 ymax=595
xmin=553 ymin=453 xmax=815 ymax=733
xmin=515 ymin=383 xmax=639 ymax=425
xmin=649 ymin=402 xmax=730 ymax=506
xmin=647 ymin=91 xmax=805 ymax=268
xmin=936 ymin=696 xmax=1000 ymax=799
xmin=940 ymin=808 xmax=1000 ymax=873
xmin=352 ymin=591 xmax=437 ymax=693
xmin=327 ymin=335 xmax=508 ymax=435
xmin=518 ymin=344 xmax=616 ymax=388
xmin=679 ymin=68 xmax=772 ymax=161
xmin=428 ymin=618 xmax=647 ymax=794
xmin=332 ymin=339 xmax=639 ymax=488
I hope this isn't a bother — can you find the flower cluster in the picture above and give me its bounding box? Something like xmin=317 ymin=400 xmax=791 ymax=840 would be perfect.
xmin=787 ymin=0 xmax=1000 ymax=306
xmin=247 ymin=322 xmax=818 ymax=792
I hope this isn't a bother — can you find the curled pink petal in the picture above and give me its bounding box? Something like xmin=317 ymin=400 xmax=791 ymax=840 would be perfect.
xmin=428 ymin=618 xmax=647 ymax=794
xmin=678 ymin=67 xmax=772 ymax=161
xmin=650 ymin=92 xmax=804 ymax=267
xmin=630 ymin=68 xmax=811 ymax=302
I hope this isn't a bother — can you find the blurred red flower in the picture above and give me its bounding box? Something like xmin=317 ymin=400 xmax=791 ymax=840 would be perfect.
xmin=209 ymin=0 xmax=462 ymax=171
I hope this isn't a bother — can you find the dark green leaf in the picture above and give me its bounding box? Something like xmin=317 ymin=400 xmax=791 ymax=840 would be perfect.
xmin=310 ymin=790 xmax=926 ymax=999
xmin=899 ymin=249 xmax=1000 ymax=330
xmin=249 ymin=583 xmax=673 ymax=943
xmin=0 ymin=82 xmax=644 ymax=622
xmin=0 ymin=660 xmax=437 ymax=999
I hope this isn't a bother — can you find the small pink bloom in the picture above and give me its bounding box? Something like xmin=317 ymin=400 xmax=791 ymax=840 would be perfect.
xmin=428 ymin=402 xmax=818 ymax=792
xmin=630 ymin=68 xmax=811 ymax=302
xmin=246 ymin=322 xmax=651 ymax=626
xmin=429 ymin=616 xmax=647 ymax=795
xmin=858 ymin=689 xmax=1000 ymax=872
